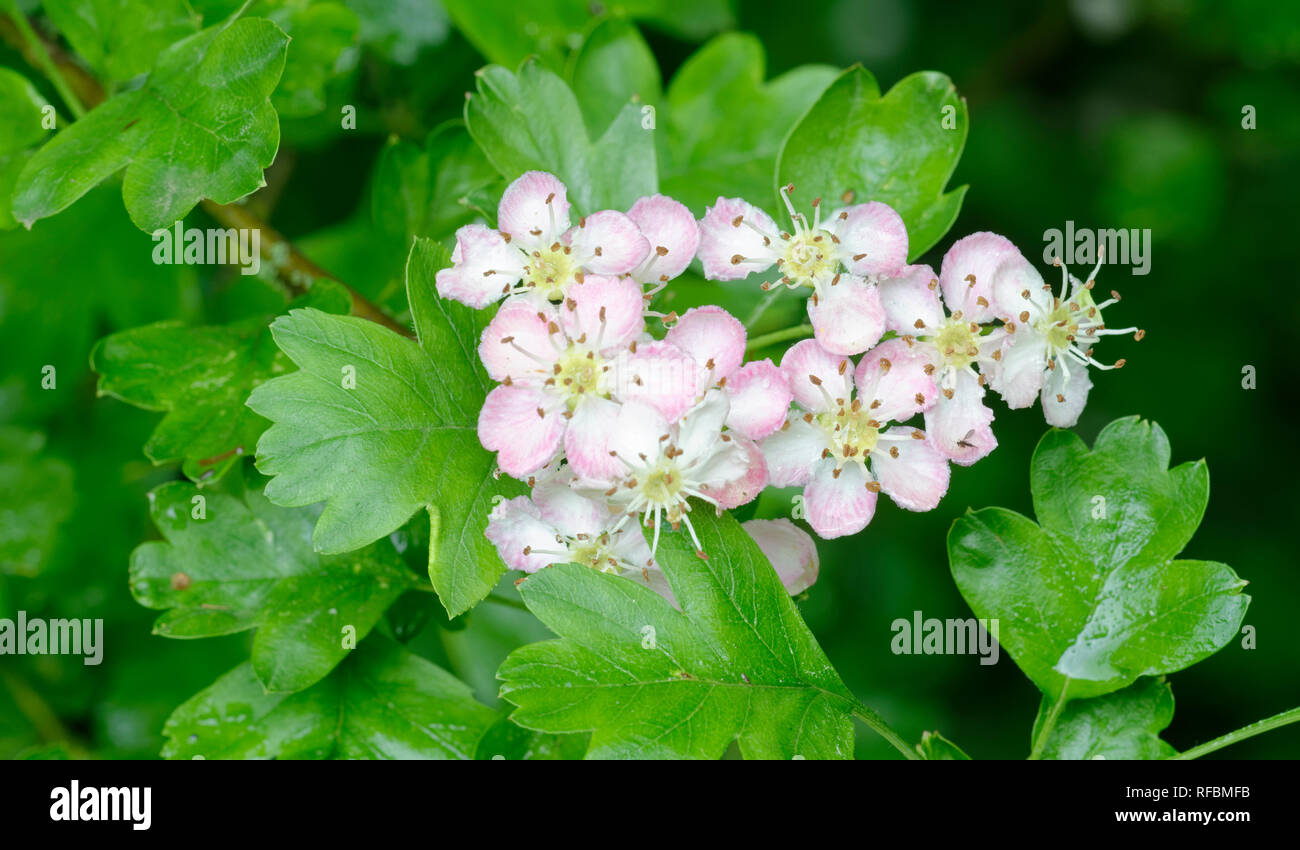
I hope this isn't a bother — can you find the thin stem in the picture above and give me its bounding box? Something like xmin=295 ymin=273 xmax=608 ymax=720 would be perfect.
xmin=4 ymin=7 xmax=86 ymax=119
xmin=743 ymin=288 xmax=781 ymax=330
xmin=1029 ymin=685 xmax=1070 ymax=759
xmin=745 ymin=323 xmax=813 ymax=353
xmin=0 ymin=669 xmax=91 ymax=758
xmin=1 ymin=21 xmax=414 ymax=339
xmin=202 ymin=200 xmax=413 ymax=338
xmin=1171 ymin=706 xmax=1300 ymax=760
xmin=851 ymin=700 xmax=920 ymax=760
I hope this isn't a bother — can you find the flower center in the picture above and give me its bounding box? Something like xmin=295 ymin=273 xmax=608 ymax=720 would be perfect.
xmin=931 ymin=318 xmax=981 ymax=370
xmin=1035 ymin=288 xmax=1100 ymax=359
xmin=641 ymin=458 xmax=685 ymax=507
xmin=567 ymin=537 xmax=621 ymax=574
xmin=523 ymin=244 xmax=575 ymax=301
xmin=818 ymin=402 xmax=879 ymax=467
xmin=553 ymin=345 xmax=606 ymax=408
xmin=780 ymin=230 xmax=837 ymax=288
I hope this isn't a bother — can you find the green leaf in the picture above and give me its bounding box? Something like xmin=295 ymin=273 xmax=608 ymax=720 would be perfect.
xmin=1030 ymin=417 xmax=1210 ymax=572
xmin=261 ymin=0 xmax=360 ymax=117
xmin=247 ymin=238 xmax=522 ymax=616
xmin=498 ymin=507 xmax=857 ymax=759
xmin=371 ymin=121 xmax=500 ymax=248
xmin=776 ymin=67 xmax=969 ymax=260
xmin=474 ymin=713 xmax=588 ymax=760
xmin=0 ymin=67 xmax=51 ymax=154
xmin=0 ymin=68 xmax=51 ymax=230
xmin=162 ymin=635 xmax=496 ymax=758
xmin=441 ymin=0 xmax=586 ymax=70
xmin=568 ymin=17 xmax=661 ymax=138
xmin=465 ymin=59 xmax=656 ymax=214
xmin=42 ymin=0 xmax=201 ymax=82
xmin=130 ymin=476 xmax=413 ymax=692
xmin=0 ymin=152 xmax=32 ymax=231
xmin=12 ymin=15 xmax=288 ymax=232
xmin=948 ymin=416 xmax=1249 ymax=701
xmin=916 ymin=730 xmax=971 ymax=760
xmin=1035 ymin=677 xmax=1178 ymax=760
xmin=0 ymin=184 xmax=196 ymax=419
xmin=343 ymin=0 xmax=450 ymax=65
xmin=0 ymin=428 xmax=74 ymax=577
xmin=92 ymin=282 xmax=351 ymax=483
xmin=662 ymin=34 xmax=836 ymax=216
xmin=443 ymin=0 xmax=732 ymax=70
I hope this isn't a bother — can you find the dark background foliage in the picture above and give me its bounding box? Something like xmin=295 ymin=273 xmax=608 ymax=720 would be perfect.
xmin=1 ymin=0 xmax=1296 ymax=758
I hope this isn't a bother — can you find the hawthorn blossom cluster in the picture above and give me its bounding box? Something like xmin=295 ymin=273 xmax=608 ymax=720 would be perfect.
xmin=435 ymin=171 xmax=1140 ymax=596
xmin=436 ymin=171 xmax=807 ymax=600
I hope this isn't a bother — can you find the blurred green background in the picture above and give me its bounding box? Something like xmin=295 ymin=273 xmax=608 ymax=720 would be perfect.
xmin=1 ymin=0 xmax=1297 ymax=758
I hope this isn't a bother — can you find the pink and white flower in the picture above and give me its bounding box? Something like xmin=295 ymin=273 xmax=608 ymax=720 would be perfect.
xmin=877 ymin=236 xmax=1026 ymax=465
xmin=663 ymin=305 xmax=793 ymax=441
xmin=477 ymin=275 xmax=695 ymax=479
xmin=580 ymin=392 xmax=759 ymax=557
xmin=990 ymin=250 xmax=1140 ymax=427
xmin=696 ymin=186 xmax=909 ymax=355
xmin=436 ymin=171 xmax=650 ymax=308
xmin=626 ymin=194 xmax=700 ymax=293
xmin=485 ymin=466 xmax=673 ymax=600
xmin=760 ymin=338 xmax=950 ymax=539
xmin=743 ymin=518 xmax=820 ymax=594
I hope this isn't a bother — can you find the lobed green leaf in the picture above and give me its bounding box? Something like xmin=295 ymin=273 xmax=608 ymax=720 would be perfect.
xmin=499 ymin=507 xmax=857 ymax=759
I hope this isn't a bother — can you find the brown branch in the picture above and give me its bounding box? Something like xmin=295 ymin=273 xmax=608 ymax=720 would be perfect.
xmin=202 ymin=200 xmax=412 ymax=337
xmin=2 ymin=11 xmax=415 ymax=339
xmin=0 ymin=15 xmax=100 ymax=115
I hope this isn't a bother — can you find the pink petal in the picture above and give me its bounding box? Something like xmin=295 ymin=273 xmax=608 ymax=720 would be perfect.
xmin=853 ymin=337 xmax=938 ymax=423
xmin=706 ymin=436 xmax=769 ymax=511
xmin=697 ymin=196 xmax=780 ymax=280
xmin=834 ymin=201 xmax=908 ymax=277
xmin=665 ymin=305 xmax=747 ymax=390
xmin=611 ymin=340 xmax=699 ymax=423
xmin=743 ymin=518 xmax=819 ymax=594
xmin=478 ymin=294 xmax=559 ymax=382
xmin=870 ymin=428 xmax=950 ymax=512
xmin=497 ymin=171 xmax=571 ymax=249
xmin=485 ymin=496 xmax=560 ymax=573
xmin=532 ymin=474 xmax=605 ymax=539
xmin=607 ymin=400 xmax=671 ymax=467
xmin=477 ymin=385 xmax=566 ymax=478
xmin=611 ymin=526 xmax=655 ymax=572
xmin=760 ymin=416 xmax=825 ymax=487
xmin=807 ymin=275 xmax=886 ymax=355
xmin=559 ymin=274 xmax=645 ymax=352
xmin=991 ymin=254 xmax=1051 ymax=325
xmin=691 ymin=438 xmax=755 ymax=496
xmin=436 ymin=224 xmax=525 ymax=308
xmin=923 ymin=369 xmax=997 ymax=466
xmin=725 ymin=359 xmax=792 ymax=440
xmin=988 ymin=330 xmax=1047 ymax=409
xmin=879 ymin=263 xmax=943 ymax=335
xmin=627 ymin=194 xmax=700 ymax=284
xmin=780 ymin=338 xmax=853 ymax=413
xmin=1041 ymin=362 xmax=1092 ymax=428
xmin=804 ymin=461 xmax=876 ymax=539
xmin=564 ymin=210 xmax=650 ymax=275
xmin=675 ymin=389 xmax=730 ymax=461
xmin=564 ymin=397 xmax=624 ymax=482
xmin=938 ymin=231 xmax=1024 ymax=323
